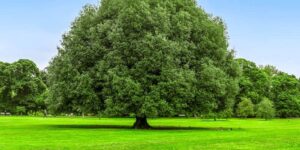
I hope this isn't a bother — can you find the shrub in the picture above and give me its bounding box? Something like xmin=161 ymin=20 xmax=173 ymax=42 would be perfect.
xmin=256 ymin=98 xmax=275 ymax=120
xmin=16 ymin=106 xmax=26 ymax=115
xmin=237 ymin=98 xmax=254 ymax=118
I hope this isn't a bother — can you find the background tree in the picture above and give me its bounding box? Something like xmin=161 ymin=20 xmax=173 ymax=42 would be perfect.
xmin=0 ymin=61 xmax=10 ymax=113
xmin=237 ymin=98 xmax=254 ymax=118
xmin=235 ymin=59 xmax=300 ymax=118
xmin=236 ymin=59 xmax=271 ymax=105
xmin=271 ymin=73 xmax=300 ymax=118
xmin=0 ymin=60 xmax=46 ymax=114
xmin=256 ymin=97 xmax=275 ymax=120
xmin=48 ymin=0 xmax=240 ymax=128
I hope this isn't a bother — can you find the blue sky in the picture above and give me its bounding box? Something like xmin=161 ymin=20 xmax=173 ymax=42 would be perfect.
xmin=0 ymin=1 xmax=299 ymax=76
xmin=0 ymin=0 xmax=97 ymax=68
xmin=199 ymin=0 xmax=300 ymax=77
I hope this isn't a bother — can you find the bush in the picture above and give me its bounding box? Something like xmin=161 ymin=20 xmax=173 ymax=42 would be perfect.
xmin=16 ymin=106 xmax=26 ymax=115
xmin=237 ymin=98 xmax=254 ymax=118
xmin=256 ymin=98 xmax=275 ymax=120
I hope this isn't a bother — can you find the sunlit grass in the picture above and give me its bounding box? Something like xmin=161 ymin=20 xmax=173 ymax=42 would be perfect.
xmin=0 ymin=117 xmax=300 ymax=149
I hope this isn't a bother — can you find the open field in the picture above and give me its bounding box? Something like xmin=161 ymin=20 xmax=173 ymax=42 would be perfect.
xmin=0 ymin=117 xmax=300 ymax=150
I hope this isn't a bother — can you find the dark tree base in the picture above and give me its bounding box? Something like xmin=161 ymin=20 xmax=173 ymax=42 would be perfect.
xmin=133 ymin=117 xmax=151 ymax=129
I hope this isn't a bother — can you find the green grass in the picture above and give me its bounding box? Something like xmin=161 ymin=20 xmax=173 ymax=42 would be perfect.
xmin=0 ymin=117 xmax=300 ymax=150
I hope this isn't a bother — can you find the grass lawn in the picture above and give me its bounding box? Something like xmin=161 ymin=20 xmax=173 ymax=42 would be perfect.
xmin=0 ymin=117 xmax=300 ymax=150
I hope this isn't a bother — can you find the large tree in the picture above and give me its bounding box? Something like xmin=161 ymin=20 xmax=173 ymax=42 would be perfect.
xmin=48 ymin=0 xmax=240 ymax=128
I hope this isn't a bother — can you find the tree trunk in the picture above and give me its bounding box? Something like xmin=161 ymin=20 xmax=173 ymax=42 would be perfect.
xmin=133 ymin=117 xmax=151 ymax=129
xmin=43 ymin=109 xmax=48 ymax=117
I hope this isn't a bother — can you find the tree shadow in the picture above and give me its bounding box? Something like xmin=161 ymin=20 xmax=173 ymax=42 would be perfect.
xmin=201 ymin=119 xmax=230 ymax=122
xmin=44 ymin=124 xmax=241 ymax=131
xmin=151 ymin=126 xmax=238 ymax=131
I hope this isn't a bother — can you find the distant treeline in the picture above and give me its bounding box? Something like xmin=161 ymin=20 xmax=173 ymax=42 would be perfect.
xmin=0 ymin=58 xmax=299 ymax=118
xmin=235 ymin=58 xmax=300 ymax=118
